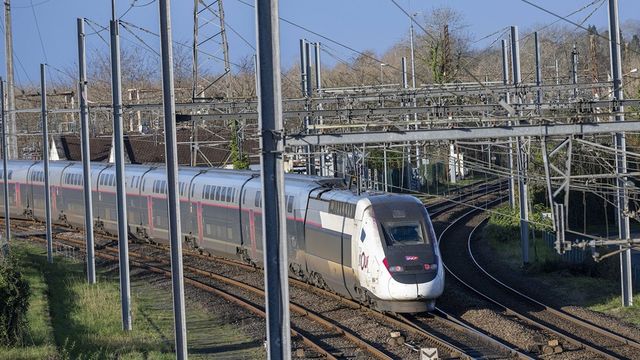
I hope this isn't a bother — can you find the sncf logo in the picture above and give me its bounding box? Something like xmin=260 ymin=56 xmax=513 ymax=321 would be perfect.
xmin=405 ymin=256 xmax=419 ymax=261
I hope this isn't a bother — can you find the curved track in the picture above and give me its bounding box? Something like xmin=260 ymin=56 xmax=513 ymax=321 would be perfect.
xmin=467 ymin=218 xmax=640 ymax=359
xmin=439 ymin=203 xmax=640 ymax=359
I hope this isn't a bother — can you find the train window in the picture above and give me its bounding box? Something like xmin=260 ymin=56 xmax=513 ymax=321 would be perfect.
xmin=287 ymin=196 xmax=294 ymax=213
xmin=142 ymin=179 xmax=146 ymax=191
xmin=202 ymin=185 xmax=207 ymax=198
xmin=381 ymin=222 xmax=426 ymax=246
xmin=254 ymin=191 xmax=261 ymax=207
xmin=242 ymin=189 xmax=247 ymax=204
xmin=214 ymin=186 xmax=220 ymax=201
xmin=220 ymin=187 xmax=226 ymax=202
xmin=191 ymin=184 xmax=195 ymax=197
xmin=231 ymin=188 xmax=236 ymax=202
xmin=226 ymin=188 xmax=232 ymax=202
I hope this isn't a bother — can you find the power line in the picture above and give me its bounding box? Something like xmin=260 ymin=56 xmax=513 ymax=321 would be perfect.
xmin=29 ymin=0 xmax=48 ymax=63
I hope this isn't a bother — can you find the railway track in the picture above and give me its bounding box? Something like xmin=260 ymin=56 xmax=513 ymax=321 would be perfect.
xmin=439 ymin=202 xmax=640 ymax=359
xmin=7 ymin=189 xmax=524 ymax=359
xmin=467 ymin=218 xmax=640 ymax=359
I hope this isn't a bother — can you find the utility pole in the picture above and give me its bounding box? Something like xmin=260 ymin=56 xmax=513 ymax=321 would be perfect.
xmin=41 ymin=64 xmax=53 ymax=264
xmin=255 ymin=0 xmax=291 ymax=357
xmin=511 ymin=26 xmax=530 ymax=265
xmin=77 ymin=18 xmax=95 ymax=284
xmin=502 ymin=39 xmax=516 ymax=209
xmin=159 ymin=0 xmax=188 ymax=356
xmin=534 ymin=32 xmax=543 ymax=111
xmin=0 ymin=79 xmax=8 ymax=258
xmin=4 ymin=0 xmax=17 ymax=159
xmin=608 ymin=0 xmax=633 ymax=307
xmin=110 ymin=1 xmax=132 ymax=331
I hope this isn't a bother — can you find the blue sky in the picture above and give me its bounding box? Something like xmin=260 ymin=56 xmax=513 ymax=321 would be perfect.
xmin=2 ymin=0 xmax=640 ymax=86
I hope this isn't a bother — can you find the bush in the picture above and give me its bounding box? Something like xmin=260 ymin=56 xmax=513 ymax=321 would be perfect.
xmin=484 ymin=205 xmax=520 ymax=243
xmin=0 ymin=257 xmax=31 ymax=346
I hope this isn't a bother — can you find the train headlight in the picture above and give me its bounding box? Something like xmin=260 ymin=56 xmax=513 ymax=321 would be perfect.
xmin=424 ymin=263 xmax=438 ymax=271
xmin=382 ymin=258 xmax=404 ymax=273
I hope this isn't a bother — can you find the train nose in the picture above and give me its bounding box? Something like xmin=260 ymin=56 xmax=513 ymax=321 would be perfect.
xmin=386 ymin=276 xmax=418 ymax=300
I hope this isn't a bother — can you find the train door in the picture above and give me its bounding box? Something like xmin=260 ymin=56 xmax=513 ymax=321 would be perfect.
xmin=24 ymin=163 xmax=38 ymax=216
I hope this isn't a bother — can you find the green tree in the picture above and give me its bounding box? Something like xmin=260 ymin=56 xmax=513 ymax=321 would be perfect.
xmin=230 ymin=120 xmax=249 ymax=170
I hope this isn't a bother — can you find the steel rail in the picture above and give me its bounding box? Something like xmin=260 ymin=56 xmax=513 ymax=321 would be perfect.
xmin=439 ymin=200 xmax=623 ymax=360
xmin=467 ymin=218 xmax=640 ymax=353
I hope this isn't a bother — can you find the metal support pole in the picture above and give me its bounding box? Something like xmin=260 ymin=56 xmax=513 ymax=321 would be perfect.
xmin=0 ymin=79 xmax=8 ymax=258
xmin=4 ymin=0 xmax=17 ymax=159
xmin=409 ymin=16 xmax=420 ymax=168
xmin=255 ymin=0 xmax=291 ymax=357
xmin=299 ymin=39 xmax=308 ymax=97
xmin=502 ymin=39 xmax=516 ymax=209
xmin=77 ymin=18 xmax=95 ymax=284
xmin=192 ymin=0 xmax=198 ymax=100
xmin=383 ymin=145 xmax=388 ymax=192
xmin=304 ymin=41 xmax=315 ymax=175
xmin=305 ymin=41 xmax=312 ymax=96
xmin=401 ymin=57 xmax=408 ymax=89
xmin=313 ymin=42 xmax=325 ymax=175
xmin=41 ymin=64 xmax=53 ymax=264
xmin=110 ymin=4 xmax=132 ymax=330
xmin=608 ymin=0 xmax=633 ymax=307
xmin=572 ymin=44 xmax=579 ymax=98
xmin=534 ymin=32 xmax=543 ymax=111
xmin=511 ymin=26 xmax=530 ymax=265
xmin=159 ymin=0 xmax=188 ymax=356
xmin=314 ymin=42 xmax=322 ymax=91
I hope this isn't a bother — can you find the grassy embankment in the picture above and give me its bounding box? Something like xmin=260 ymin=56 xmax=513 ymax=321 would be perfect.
xmin=0 ymin=242 xmax=263 ymax=359
xmin=483 ymin=205 xmax=640 ymax=325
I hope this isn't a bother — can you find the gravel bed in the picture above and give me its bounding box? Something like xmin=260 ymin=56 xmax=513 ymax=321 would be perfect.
xmin=473 ymin=232 xmax=640 ymax=346
xmin=439 ymin=210 xmax=628 ymax=359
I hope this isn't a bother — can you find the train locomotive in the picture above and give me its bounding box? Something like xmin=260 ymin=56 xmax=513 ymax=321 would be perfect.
xmin=0 ymin=159 xmax=444 ymax=312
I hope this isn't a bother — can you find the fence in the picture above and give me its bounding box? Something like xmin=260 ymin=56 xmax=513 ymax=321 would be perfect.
xmin=543 ymin=231 xmax=639 ymax=288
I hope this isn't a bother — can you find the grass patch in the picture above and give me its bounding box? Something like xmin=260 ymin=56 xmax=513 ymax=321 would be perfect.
xmin=0 ymin=243 xmax=56 ymax=359
xmin=3 ymin=241 xmax=264 ymax=359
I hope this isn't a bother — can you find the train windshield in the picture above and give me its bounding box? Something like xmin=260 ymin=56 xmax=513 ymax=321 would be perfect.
xmin=371 ymin=198 xmax=433 ymax=247
xmin=381 ymin=221 xmax=426 ymax=246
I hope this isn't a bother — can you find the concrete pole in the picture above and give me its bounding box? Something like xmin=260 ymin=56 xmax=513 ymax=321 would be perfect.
xmin=0 ymin=79 xmax=8 ymax=258
xmin=41 ymin=64 xmax=53 ymax=264
xmin=4 ymin=0 xmax=17 ymax=159
xmin=256 ymin=0 xmax=292 ymax=357
xmin=608 ymin=0 xmax=633 ymax=307
xmin=502 ymin=39 xmax=516 ymax=209
xmin=77 ymin=18 xmax=96 ymax=284
xmin=110 ymin=4 xmax=132 ymax=330
xmin=534 ymin=32 xmax=543 ymax=111
xmin=159 ymin=0 xmax=188 ymax=356
xmin=511 ymin=26 xmax=530 ymax=265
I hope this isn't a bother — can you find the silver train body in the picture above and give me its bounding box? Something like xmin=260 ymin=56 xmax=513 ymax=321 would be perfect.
xmin=1 ymin=160 xmax=444 ymax=312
